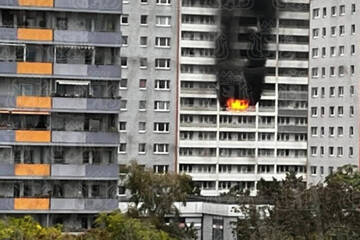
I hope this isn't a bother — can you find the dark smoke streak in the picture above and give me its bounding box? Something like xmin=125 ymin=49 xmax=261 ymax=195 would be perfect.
xmin=216 ymin=0 xmax=278 ymax=108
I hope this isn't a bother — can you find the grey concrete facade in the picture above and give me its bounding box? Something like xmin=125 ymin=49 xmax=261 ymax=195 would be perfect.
xmin=308 ymin=0 xmax=359 ymax=185
xmin=118 ymin=0 xmax=177 ymax=172
xmin=0 ymin=0 xmax=121 ymax=231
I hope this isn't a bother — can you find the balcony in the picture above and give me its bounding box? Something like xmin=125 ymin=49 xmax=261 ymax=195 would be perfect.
xmin=54 ymin=64 xmax=121 ymax=78
xmin=16 ymin=96 xmax=52 ymax=109
xmin=14 ymin=198 xmax=50 ymax=210
xmin=51 ymin=164 xmax=118 ymax=179
xmin=278 ymin=125 xmax=307 ymax=133
xmin=52 ymin=97 xmax=120 ymax=113
xmin=14 ymin=164 xmax=50 ymax=176
xmin=15 ymin=130 xmax=51 ymax=143
xmin=54 ymin=30 xmax=121 ymax=45
xmin=52 ymin=131 xmax=119 ymax=145
xmin=17 ymin=28 xmax=53 ymax=41
xmin=17 ymin=62 xmax=53 ymax=75
xmin=0 ymin=0 xmax=122 ymax=12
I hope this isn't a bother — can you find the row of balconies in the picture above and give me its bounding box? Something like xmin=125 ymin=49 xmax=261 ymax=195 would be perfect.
xmin=0 ymin=163 xmax=118 ymax=178
xmin=0 ymin=28 xmax=121 ymax=45
xmin=0 ymin=0 xmax=121 ymax=12
xmin=0 ymin=130 xmax=119 ymax=145
xmin=0 ymin=62 xmax=121 ymax=78
xmin=0 ymin=96 xmax=120 ymax=113
xmin=0 ymin=198 xmax=117 ymax=211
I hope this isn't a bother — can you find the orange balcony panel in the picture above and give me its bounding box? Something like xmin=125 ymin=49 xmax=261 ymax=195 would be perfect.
xmin=18 ymin=28 xmax=53 ymax=41
xmin=16 ymin=96 xmax=52 ymax=109
xmin=14 ymin=198 xmax=49 ymax=210
xmin=15 ymin=130 xmax=51 ymax=143
xmin=17 ymin=62 xmax=53 ymax=75
xmin=18 ymin=0 xmax=54 ymax=7
xmin=15 ymin=164 xmax=50 ymax=176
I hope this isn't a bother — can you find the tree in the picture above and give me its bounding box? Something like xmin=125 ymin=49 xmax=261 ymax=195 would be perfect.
xmin=233 ymin=166 xmax=360 ymax=240
xmin=125 ymin=162 xmax=196 ymax=240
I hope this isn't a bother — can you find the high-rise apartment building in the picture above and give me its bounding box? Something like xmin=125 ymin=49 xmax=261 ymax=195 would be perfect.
xmin=119 ymin=0 xmax=310 ymax=196
xmin=119 ymin=0 xmax=177 ymax=172
xmin=308 ymin=0 xmax=359 ymax=185
xmin=0 ymin=0 xmax=121 ymax=230
xmin=178 ymin=0 xmax=310 ymax=195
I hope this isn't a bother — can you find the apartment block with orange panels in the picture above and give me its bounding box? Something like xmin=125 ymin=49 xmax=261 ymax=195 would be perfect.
xmin=0 ymin=0 xmax=121 ymax=231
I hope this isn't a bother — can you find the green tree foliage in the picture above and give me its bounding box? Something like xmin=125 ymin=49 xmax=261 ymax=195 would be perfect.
xmin=234 ymin=165 xmax=360 ymax=240
xmin=125 ymin=162 xmax=197 ymax=240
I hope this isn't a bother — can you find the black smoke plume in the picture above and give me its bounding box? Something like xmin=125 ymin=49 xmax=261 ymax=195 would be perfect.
xmin=216 ymin=0 xmax=278 ymax=108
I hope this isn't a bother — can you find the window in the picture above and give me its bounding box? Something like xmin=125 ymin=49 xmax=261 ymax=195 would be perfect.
xmin=323 ymin=7 xmax=327 ymax=17
xmin=322 ymin=27 xmax=326 ymax=37
xmin=311 ymin=68 xmax=319 ymax=78
xmin=155 ymin=80 xmax=170 ymax=90
xmin=330 ymin=66 xmax=335 ymax=76
xmin=338 ymin=86 xmax=344 ymax=96
xmin=350 ymin=85 xmax=355 ymax=95
xmin=139 ymin=122 xmax=146 ymax=132
xmin=140 ymin=36 xmax=148 ymax=46
xmin=156 ymin=0 xmax=171 ymax=4
xmin=312 ymin=48 xmax=319 ymax=58
xmin=139 ymin=79 xmax=147 ymax=89
xmin=119 ymin=143 xmax=127 ymax=153
xmin=329 ymin=146 xmax=334 ymax=156
xmin=321 ymin=107 xmax=325 ymax=116
xmin=350 ymin=126 xmax=354 ymax=136
xmin=120 ymin=78 xmax=128 ymax=89
xmin=311 ymin=107 xmax=318 ymax=117
xmin=339 ymin=25 xmax=345 ymax=35
xmin=313 ymin=28 xmax=319 ymax=38
xmin=156 ymin=16 xmax=171 ymax=26
xmin=339 ymin=66 xmax=345 ymax=76
xmin=313 ymin=8 xmax=320 ymax=18
xmin=154 ymin=165 xmax=169 ymax=174
xmin=311 ymin=166 xmax=317 ymax=175
xmin=340 ymin=5 xmax=345 ymax=15
xmin=311 ymin=87 xmax=318 ymax=97
xmin=140 ymin=58 xmax=147 ymax=68
xmin=337 ymin=147 xmax=343 ymax=157
xmin=119 ymin=122 xmax=127 ymax=131
xmin=311 ymin=127 xmax=318 ymax=136
xmin=352 ymin=4 xmax=356 ymax=14
xmin=322 ymin=47 xmax=326 ymax=57
xmin=121 ymin=57 xmax=127 ymax=67
xmin=121 ymin=15 xmax=129 ymax=24
xmin=330 ymin=87 xmax=335 ymax=97
xmin=331 ymin=26 xmax=336 ymax=36
xmin=120 ymin=100 xmax=127 ymax=110
xmin=331 ymin=6 xmax=336 ymax=16
xmin=320 ymin=127 xmax=325 ymax=136
xmin=321 ymin=68 xmax=326 ymax=78
xmin=122 ymin=36 xmax=128 ymax=46
xmin=321 ymin=87 xmax=325 ymax=97
xmin=138 ymin=143 xmax=146 ymax=154
xmin=139 ymin=100 xmax=147 ymax=111
xmin=320 ymin=166 xmax=324 ymax=175
xmin=330 ymin=46 xmax=335 ymax=56
xmin=320 ymin=147 xmax=324 ymax=156
xmin=339 ymin=46 xmax=345 ymax=56
xmin=141 ymin=0 xmax=148 ymax=3
xmin=329 ymin=127 xmax=335 ymax=136
xmin=351 ymin=44 xmax=355 ymax=55
xmin=329 ymin=106 xmax=335 ymax=116
xmin=338 ymin=127 xmax=343 ymax=136
xmin=155 ymin=37 xmax=171 ymax=47
xmin=352 ymin=24 xmax=356 ymax=34
xmin=329 ymin=167 xmax=334 ymax=174
xmin=155 ymin=58 xmax=171 ymax=69
xmin=153 ymin=144 xmax=169 ymax=154
xmin=351 ymin=65 xmax=355 ymax=75
xmin=349 ymin=147 xmax=354 ymax=157
xmin=140 ymin=15 xmax=148 ymax=25
xmin=154 ymin=101 xmax=170 ymax=111
xmin=154 ymin=122 xmax=169 ymax=133
xmin=350 ymin=106 xmax=354 ymax=116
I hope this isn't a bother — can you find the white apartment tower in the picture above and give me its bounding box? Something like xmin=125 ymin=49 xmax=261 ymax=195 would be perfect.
xmin=179 ymin=0 xmax=310 ymax=195
xmin=308 ymin=0 xmax=359 ymax=185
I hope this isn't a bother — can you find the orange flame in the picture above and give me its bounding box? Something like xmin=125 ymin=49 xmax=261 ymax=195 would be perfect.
xmin=226 ymin=98 xmax=249 ymax=111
